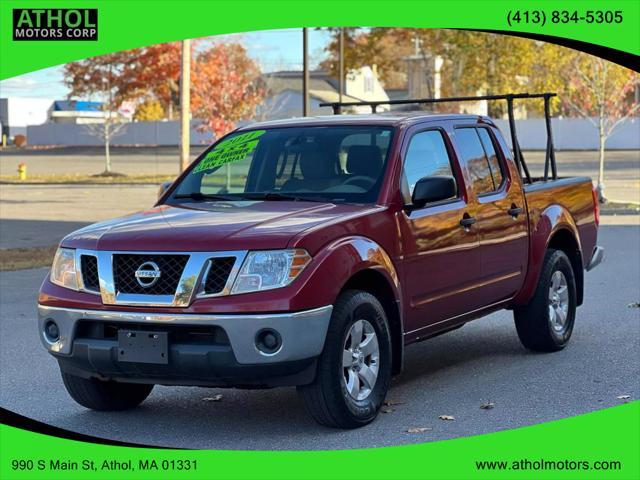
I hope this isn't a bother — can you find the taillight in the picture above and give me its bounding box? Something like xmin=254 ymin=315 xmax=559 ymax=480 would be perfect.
xmin=592 ymin=186 xmax=600 ymax=226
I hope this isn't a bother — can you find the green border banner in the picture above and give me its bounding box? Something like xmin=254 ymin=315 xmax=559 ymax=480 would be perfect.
xmin=1 ymin=1 xmax=639 ymax=478
xmin=1 ymin=0 xmax=639 ymax=79
xmin=1 ymin=403 xmax=638 ymax=479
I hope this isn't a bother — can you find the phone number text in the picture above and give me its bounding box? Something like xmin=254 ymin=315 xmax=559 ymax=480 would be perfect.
xmin=507 ymin=10 xmax=623 ymax=27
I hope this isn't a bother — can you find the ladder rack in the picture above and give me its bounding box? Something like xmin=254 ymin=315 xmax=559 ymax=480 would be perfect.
xmin=319 ymin=92 xmax=559 ymax=183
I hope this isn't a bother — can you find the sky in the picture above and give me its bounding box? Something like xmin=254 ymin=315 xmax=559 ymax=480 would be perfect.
xmin=0 ymin=28 xmax=332 ymax=100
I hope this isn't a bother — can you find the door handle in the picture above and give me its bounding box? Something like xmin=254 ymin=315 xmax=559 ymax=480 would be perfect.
xmin=460 ymin=215 xmax=477 ymax=228
xmin=508 ymin=205 xmax=523 ymax=218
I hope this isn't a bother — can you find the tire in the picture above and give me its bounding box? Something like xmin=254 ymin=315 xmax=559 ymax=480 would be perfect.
xmin=514 ymin=249 xmax=577 ymax=352
xmin=61 ymin=372 xmax=154 ymax=411
xmin=298 ymin=290 xmax=392 ymax=429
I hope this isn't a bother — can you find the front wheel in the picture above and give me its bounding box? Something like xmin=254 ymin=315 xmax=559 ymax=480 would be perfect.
xmin=61 ymin=372 xmax=154 ymax=411
xmin=514 ymin=249 xmax=577 ymax=352
xmin=298 ymin=290 xmax=392 ymax=429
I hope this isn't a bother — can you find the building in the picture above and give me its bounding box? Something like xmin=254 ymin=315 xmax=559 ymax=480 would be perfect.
xmin=0 ymin=97 xmax=53 ymax=139
xmin=48 ymin=100 xmax=106 ymax=124
xmin=0 ymin=97 xmax=113 ymax=142
xmin=257 ymin=67 xmax=390 ymax=120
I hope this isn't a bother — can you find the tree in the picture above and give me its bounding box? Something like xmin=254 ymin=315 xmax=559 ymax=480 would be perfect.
xmin=133 ymin=42 xmax=183 ymax=119
xmin=440 ymin=31 xmax=540 ymax=116
xmin=321 ymin=29 xmax=578 ymax=116
xmin=64 ymin=52 xmax=143 ymax=175
xmin=563 ymin=56 xmax=639 ymax=202
xmin=134 ymin=99 xmax=165 ymax=121
xmin=191 ymin=43 xmax=264 ymax=139
xmin=321 ymin=28 xmax=412 ymax=89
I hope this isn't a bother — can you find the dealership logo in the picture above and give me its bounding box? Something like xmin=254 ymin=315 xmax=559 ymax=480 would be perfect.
xmin=13 ymin=9 xmax=98 ymax=41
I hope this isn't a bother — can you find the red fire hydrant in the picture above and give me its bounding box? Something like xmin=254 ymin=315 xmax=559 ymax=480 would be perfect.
xmin=17 ymin=162 xmax=27 ymax=181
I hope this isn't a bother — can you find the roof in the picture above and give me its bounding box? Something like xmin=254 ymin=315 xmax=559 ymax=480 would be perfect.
xmin=308 ymin=89 xmax=361 ymax=104
xmin=53 ymin=100 xmax=103 ymax=111
xmin=263 ymin=71 xmax=338 ymax=98
xmin=237 ymin=113 xmax=485 ymax=130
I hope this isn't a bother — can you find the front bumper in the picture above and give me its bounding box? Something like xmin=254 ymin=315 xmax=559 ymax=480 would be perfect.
xmin=38 ymin=304 xmax=332 ymax=387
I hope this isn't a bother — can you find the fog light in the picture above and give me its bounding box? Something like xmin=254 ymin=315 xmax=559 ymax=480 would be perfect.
xmin=44 ymin=321 xmax=60 ymax=342
xmin=255 ymin=329 xmax=282 ymax=355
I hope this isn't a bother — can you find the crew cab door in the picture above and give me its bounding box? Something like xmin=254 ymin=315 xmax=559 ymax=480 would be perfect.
xmin=397 ymin=127 xmax=482 ymax=336
xmin=453 ymin=126 xmax=528 ymax=303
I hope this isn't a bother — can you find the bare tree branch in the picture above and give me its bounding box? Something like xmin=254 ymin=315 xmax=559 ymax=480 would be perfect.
xmin=606 ymin=103 xmax=640 ymax=137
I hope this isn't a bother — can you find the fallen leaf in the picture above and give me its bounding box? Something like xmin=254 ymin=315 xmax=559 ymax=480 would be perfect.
xmin=480 ymin=401 xmax=495 ymax=410
xmin=383 ymin=400 xmax=405 ymax=406
xmin=381 ymin=408 xmax=395 ymax=414
xmin=407 ymin=427 xmax=431 ymax=433
xmin=439 ymin=415 xmax=455 ymax=421
xmin=203 ymin=394 xmax=223 ymax=402
xmin=627 ymin=302 xmax=640 ymax=308
xmin=616 ymin=395 xmax=631 ymax=400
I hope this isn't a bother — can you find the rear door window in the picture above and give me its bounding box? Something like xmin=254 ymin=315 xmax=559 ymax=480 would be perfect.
xmin=455 ymin=127 xmax=496 ymax=195
xmin=477 ymin=128 xmax=504 ymax=190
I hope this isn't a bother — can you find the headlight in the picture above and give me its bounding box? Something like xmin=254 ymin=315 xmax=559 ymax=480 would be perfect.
xmin=231 ymin=249 xmax=311 ymax=294
xmin=50 ymin=248 xmax=79 ymax=290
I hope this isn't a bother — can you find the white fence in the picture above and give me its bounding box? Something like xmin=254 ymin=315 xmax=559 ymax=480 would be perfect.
xmin=26 ymin=117 xmax=640 ymax=149
xmin=493 ymin=117 xmax=639 ymax=150
xmin=26 ymin=120 xmax=214 ymax=146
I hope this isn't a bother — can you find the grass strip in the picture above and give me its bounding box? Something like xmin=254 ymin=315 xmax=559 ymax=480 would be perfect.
xmin=0 ymin=245 xmax=57 ymax=271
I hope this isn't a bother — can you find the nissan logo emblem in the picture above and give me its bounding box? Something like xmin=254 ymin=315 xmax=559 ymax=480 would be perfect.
xmin=134 ymin=261 xmax=161 ymax=288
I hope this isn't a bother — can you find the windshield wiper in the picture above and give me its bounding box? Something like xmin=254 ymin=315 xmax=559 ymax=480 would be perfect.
xmin=173 ymin=192 xmax=238 ymax=201
xmin=240 ymin=192 xmax=328 ymax=202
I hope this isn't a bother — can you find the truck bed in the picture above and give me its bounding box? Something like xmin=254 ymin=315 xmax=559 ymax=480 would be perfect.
xmin=524 ymin=176 xmax=598 ymax=267
xmin=515 ymin=176 xmax=599 ymax=307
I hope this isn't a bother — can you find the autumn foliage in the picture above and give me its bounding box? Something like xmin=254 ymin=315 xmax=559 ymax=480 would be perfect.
xmin=64 ymin=41 xmax=265 ymax=139
xmin=133 ymin=42 xmax=183 ymax=118
xmin=134 ymin=99 xmax=165 ymax=121
xmin=322 ymin=29 xmax=638 ymax=118
xmin=191 ymin=43 xmax=264 ymax=138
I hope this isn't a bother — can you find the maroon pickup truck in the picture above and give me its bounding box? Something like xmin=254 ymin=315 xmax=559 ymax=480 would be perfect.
xmin=38 ymin=94 xmax=603 ymax=428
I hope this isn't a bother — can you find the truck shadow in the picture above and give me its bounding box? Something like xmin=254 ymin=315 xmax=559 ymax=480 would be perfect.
xmin=55 ymin=314 xmax=533 ymax=449
xmin=395 ymin=318 xmax=527 ymax=387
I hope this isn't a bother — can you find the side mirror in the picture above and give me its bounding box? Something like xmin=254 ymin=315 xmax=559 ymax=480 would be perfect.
xmin=411 ymin=176 xmax=457 ymax=207
xmin=157 ymin=181 xmax=173 ymax=201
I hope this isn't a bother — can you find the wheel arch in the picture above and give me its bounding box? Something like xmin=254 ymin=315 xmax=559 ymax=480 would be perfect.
xmin=293 ymin=235 xmax=404 ymax=374
xmin=341 ymin=268 xmax=404 ymax=376
xmin=547 ymin=228 xmax=584 ymax=306
xmin=514 ymin=203 xmax=584 ymax=306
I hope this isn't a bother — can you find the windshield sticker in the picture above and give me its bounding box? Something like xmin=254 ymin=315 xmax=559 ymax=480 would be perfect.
xmin=193 ymin=130 xmax=266 ymax=174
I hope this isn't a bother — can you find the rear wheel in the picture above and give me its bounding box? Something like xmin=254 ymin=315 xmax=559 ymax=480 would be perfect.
xmin=61 ymin=372 xmax=154 ymax=411
xmin=298 ymin=290 xmax=392 ymax=429
xmin=514 ymin=249 xmax=577 ymax=352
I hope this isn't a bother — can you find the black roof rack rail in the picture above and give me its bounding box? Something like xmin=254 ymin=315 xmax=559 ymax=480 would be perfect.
xmin=319 ymin=92 xmax=559 ymax=184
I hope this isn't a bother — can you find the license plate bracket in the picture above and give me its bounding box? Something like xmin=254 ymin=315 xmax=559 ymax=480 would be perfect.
xmin=118 ymin=330 xmax=168 ymax=364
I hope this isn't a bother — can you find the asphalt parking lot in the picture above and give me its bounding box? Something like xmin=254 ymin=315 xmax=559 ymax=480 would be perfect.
xmin=0 ymin=226 xmax=638 ymax=450
xmin=0 ymin=149 xmax=638 ymax=249
xmin=1 ymin=148 xmax=638 ymax=205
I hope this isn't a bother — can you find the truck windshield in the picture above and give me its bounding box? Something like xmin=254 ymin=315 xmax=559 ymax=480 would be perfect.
xmin=168 ymin=126 xmax=395 ymax=204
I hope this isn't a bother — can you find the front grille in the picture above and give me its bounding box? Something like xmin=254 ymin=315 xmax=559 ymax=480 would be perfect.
xmin=80 ymin=255 xmax=99 ymax=291
xmin=113 ymin=254 xmax=189 ymax=295
xmin=203 ymin=257 xmax=236 ymax=294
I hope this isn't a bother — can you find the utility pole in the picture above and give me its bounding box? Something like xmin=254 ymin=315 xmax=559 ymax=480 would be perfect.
xmin=338 ymin=28 xmax=344 ymax=104
xmin=302 ymin=28 xmax=309 ymax=116
xmin=179 ymin=39 xmax=191 ymax=172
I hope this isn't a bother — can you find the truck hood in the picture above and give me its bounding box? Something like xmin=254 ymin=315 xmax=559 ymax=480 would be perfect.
xmin=61 ymin=201 xmax=382 ymax=252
